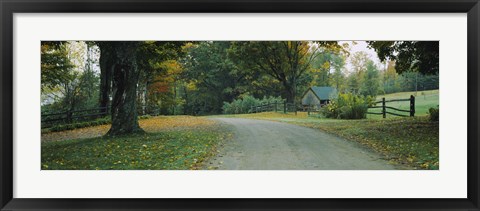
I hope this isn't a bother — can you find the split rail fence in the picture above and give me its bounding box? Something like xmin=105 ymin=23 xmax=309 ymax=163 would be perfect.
xmin=248 ymin=95 xmax=416 ymax=118
xmin=249 ymin=101 xmax=298 ymax=114
xmin=367 ymin=95 xmax=415 ymax=118
xmin=41 ymin=107 xmax=109 ymax=128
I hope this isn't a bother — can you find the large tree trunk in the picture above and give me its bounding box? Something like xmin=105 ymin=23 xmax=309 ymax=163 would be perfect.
xmin=281 ymin=80 xmax=295 ymax=104
xmin=98 ymin=42 xmax=114 ymax=113
xmin=107 ymin=42 xmax=144 ymax=136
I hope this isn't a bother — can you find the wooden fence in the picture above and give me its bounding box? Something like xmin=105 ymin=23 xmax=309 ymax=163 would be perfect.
xmin=41 ymin=106 xmax=109 ymax=127
xmin=248 ymin=95 xmax=416 ymax=118
xmin=42 ymin=95 xmax=415 ymax=127
xmin=249 ymin=101 xmax=298 ymax=114
xmin=367 ymin=95 xmax=415 ymax=118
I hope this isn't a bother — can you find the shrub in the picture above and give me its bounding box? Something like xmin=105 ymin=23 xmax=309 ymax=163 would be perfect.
xmin=241 ymin=95 xmax=258 ymax=113
xmin=321 ymin=93 xmax=369 ymax=119
xmin=429 ymin=106 xmax=439 ymax=121
xmin=365 ymin=96 xmax=377 ymax=108
xmin=222 ymin=102 xmax=233 ymax=114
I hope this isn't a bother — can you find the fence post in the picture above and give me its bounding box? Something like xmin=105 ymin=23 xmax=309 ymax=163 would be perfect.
xmin=284 ymin=101 xmax=287 ymax=113
xmin=67 ymin=109 xmax=73 ymax=123
xmin=410 ymin=95 xmax=415 ymax=117
xmin=382 ymin=97 xmax=386 ymax=118
xmin=294 ymin=102 xmax=297 ymax=115
xmin=307 ymin=105 xmax=310 ymax=115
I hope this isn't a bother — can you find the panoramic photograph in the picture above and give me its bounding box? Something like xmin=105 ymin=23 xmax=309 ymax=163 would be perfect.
xmin=41 ymin=41 xmax=439 ymax=170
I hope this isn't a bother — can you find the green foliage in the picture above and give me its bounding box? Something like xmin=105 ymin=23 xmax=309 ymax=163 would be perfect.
xmin=429 ymin=106 xmax=439 ymax=121
xmin=365 ymin=95 xmax=377 ymax=107
xmin=359 ymin=61 xmax=380 ymax=97
xmin=229 ymin=41 xmax=344 ymax=103
xmin=396 ymin=71 xmax=439 ymax=93
xmin=41 ymin=41 xmax=101 ymax=119
xmin=321 ymin=93 xmax=368 ymax=119
xmin=41 ymin=42 xmax=75 ymax=91
xmin=222 ymin=95 xmax=284 ymax=114
xmin=367 ymin=41 xmax=439 ymax=75
xmin=180 ymin=42 xmax=250 ymax=115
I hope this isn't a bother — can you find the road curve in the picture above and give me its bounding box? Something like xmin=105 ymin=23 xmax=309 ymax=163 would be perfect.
xmin=207 ymin=118 xmax=396 ymax=170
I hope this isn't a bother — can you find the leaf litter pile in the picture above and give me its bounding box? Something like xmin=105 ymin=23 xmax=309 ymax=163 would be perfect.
xmin=41 ymin=116 xmax=233 ymax=170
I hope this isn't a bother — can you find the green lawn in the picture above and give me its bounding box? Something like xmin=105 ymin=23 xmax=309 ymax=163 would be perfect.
xmin=367 ymin=89 xmax=439 ymax=119
xmin=42 ymin=117 xmax=232 ymax=170
xmin=224 ymin=112 xmax=439 ymax=170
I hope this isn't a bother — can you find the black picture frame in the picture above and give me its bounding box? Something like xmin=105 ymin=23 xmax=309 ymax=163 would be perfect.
xmin=1 ymin=0 xmax=479 ymax=210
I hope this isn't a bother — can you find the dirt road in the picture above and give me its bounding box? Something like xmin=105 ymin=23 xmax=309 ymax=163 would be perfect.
xmin=207 ymin=118 xmax=396 ymax=170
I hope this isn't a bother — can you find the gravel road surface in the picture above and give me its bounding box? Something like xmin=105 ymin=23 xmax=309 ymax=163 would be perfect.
xmin=206 ymin=118 xmax=396 ymax=170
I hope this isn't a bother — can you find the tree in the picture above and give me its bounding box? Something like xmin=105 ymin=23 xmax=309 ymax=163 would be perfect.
xmin=41 ymin=41 xmax=100 ymax=114
xmin=347 ymin=73 xmax=360 ymax=94
xmin=76 ymin=42 xmax=100 ymax=109
xmin=367 ymin=41 xmax=439 ymax=74
xmin=181 ymin=41 xmax=247 ymax=114
xmin=97 ymin=42 xmax=115 ymax=113
xmin=383 ymin=60 xmax=398 ymax=94
xmin=310 ymin=52 xmax=333 ymax=86
xmin=137 ymin=41 xmax=188 ymax=114
xmin=41 ymin=41 xmax=75 ymax=91
xmin=229 ymin=41 xmax=342 ymax=104
xmin=145 ymin=60 xmax=184 ymax=115
xmin=107 ymin=41 xmax=143 ymax=136
xmin=360 ymin=60 xmax=380 ymax=97
xmin=96 ymin=41 xmax=186 ymax=135
xmin=349 ymin=51 xmax=370 ymax=74
xmin=347 ymin=51 xmax=371 ymax=94
xmin=324 ymin=51 xmax=347 ymax=92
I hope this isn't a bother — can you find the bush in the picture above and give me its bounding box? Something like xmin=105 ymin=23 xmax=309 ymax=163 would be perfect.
xmin=321 ymin=93 xmax=369 ymax=119
xmin=429 ymin=106 xmax=439 ymax=121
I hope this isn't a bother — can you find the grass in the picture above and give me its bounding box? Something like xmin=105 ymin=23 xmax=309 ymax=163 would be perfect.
xmin=41 ymin=116 xmax=232 ymax=170
xmin=367 ymin=89 xmax=439 ymax=119
xmin=223 ymin=112 xmax=439 ymax=170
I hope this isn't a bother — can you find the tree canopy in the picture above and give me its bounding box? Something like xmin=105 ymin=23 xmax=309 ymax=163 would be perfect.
xmin=367 ymin=41 xmax=439 ymax=74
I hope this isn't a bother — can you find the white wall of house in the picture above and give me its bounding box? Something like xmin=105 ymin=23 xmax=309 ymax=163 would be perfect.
xmin=302 ymin=90 xmax=321 ymax=106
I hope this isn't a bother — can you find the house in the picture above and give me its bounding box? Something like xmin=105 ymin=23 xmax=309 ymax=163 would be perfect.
xmin=301 ymin=86 xmax=338 ymax=109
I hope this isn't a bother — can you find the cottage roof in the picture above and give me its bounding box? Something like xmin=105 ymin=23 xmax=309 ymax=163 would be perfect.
xmin=308 ymin=86 xmax=337 ymax=100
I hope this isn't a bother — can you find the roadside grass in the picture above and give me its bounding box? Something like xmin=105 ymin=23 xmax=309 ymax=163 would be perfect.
xmin=367 ymin=89 xmax=439 ymax=119
xmin=41 ymin=116 xmax=232 ymax=170
xmin=223 ymin=112 xmax=439 ymax=170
